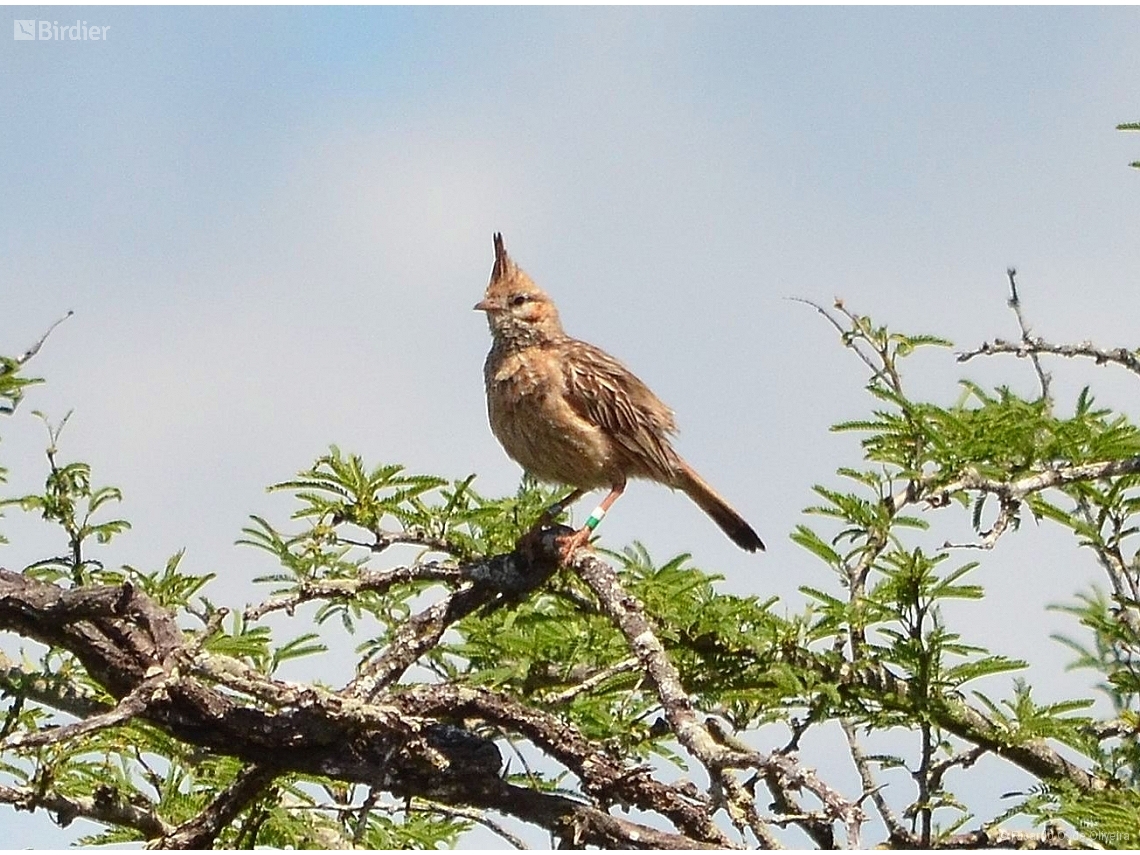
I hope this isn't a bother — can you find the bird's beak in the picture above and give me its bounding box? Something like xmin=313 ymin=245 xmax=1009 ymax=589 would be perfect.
xmin=474 ymin=299 xmax=492 ymax=312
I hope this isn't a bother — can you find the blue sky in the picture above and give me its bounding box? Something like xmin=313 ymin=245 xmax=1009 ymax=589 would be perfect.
xmin=3 ymin=6 xmax=1140 ymax=847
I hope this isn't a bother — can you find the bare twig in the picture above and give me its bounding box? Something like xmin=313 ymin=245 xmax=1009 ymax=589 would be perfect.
xmin=958 ymin=338 xmax=1140 ymax=379
xmin=336 ymin=528 xmax=461 ymax=557
xmin=351 ymin=786 xmax=382 ymax=846
xmin=539 ymin=656 xmax=639 ymax=705
xmin=788 ymin=297 xmax=882 ymax=382
xmin=928 ymin=744 xmax=987 ymax=794
xmin=1004 ymin=268 xmax=1052 ymax=403
xmin=12 ymin=310 xmax=74 ymax=369
xmin=942 ymin=495 xmax=1020 ymax=551
xmin=418 ymin=801 xmax=530 ymax=850
xmin=841 ymin=719 xmax=908 ymax=844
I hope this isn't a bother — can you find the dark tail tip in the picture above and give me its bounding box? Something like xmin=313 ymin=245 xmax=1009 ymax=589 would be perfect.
xmin=730 ymin=521 xmax=766 ymax=553
xmin=677 ymin=462 xmax=765 ymax=553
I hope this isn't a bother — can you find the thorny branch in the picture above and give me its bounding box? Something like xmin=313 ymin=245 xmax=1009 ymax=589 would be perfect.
xmin=788 ymin=297 xmax=883 ymax=381
xmin=0 ymin=514 xmax=1123 ymax=849
xmin=839 ymin=698 xmax=1085 ymax=851
xmin=0 ymin=311 xmax=73 ymax=415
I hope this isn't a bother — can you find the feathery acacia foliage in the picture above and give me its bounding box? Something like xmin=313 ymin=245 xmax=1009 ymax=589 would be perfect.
xmin=2 ymin=291 xmax=1140 ymax=848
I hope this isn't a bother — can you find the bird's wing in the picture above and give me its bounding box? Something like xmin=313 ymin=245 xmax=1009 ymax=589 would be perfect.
xmin=557 ymin=338 xmax=680 ymax=479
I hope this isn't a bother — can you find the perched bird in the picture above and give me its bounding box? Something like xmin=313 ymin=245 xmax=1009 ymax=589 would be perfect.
xmin=475 ymin=233 xmax=764 ymax=555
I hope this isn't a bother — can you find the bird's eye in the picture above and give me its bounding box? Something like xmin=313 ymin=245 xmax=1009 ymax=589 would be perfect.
xmin=510 ymin=294 xmax=530 ymax=307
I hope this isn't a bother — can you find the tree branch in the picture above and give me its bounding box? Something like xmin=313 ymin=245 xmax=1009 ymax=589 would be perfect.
xmin=244 ymin=561 xmax=465 ymax=621
xmin=829 ymin=657 xmax=1106 ymax=793
xmin=153 ymin=764 xmax=278 ymax=849
xmin=571 ymin=550 xmax=864 ymax=847
xmin=1 ymin=667 xmax=170 ymax=751
xmin=841 ymin=719 xmax=909 ymax=845
xmin=958 ymin=338 xmax=1140 ymax=379
xmin=397 ymin=683 xmax=730 ymax=846
xmin=0 ymin=781 xmax=170 ymax=839
xmin=0 ymin=650 xmax=110 ymax=719
xmin=935 ymin=458 xmax=1140 ymax=501
xmin=349 ymin=541 xmax=562 ymax=698
xmin=416 ymin=800 xmax=531 ymax=849
xmin=0 ymin=565 xmax=724 ymax=848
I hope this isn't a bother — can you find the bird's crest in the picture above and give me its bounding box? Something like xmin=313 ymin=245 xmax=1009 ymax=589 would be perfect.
xmin=492 ymin=232 xmax=515 ymax=283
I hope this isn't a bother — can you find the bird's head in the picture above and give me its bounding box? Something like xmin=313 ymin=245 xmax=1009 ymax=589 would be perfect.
xmin=475 ymin=233 xmax=564 ymax=345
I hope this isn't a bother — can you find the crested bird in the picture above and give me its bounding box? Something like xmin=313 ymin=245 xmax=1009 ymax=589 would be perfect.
xmin=476 ymin=233 xmax=764 ymax=556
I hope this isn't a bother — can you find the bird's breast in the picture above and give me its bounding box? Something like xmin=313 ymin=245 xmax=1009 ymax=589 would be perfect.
xmin=483 ymin=346 xmax=615 ymax=488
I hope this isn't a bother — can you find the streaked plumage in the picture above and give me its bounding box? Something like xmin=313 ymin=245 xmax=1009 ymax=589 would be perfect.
xmin=476 ymin=233 xmax=764 ymax=553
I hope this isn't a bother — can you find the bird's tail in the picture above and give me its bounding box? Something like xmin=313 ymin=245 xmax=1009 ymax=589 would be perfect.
xmin=675 ymin=461 xmax=765 ymax=552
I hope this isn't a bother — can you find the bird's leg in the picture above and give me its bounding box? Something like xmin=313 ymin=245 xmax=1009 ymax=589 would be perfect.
xmin=539 ymin=489 xmax=585 ymax=527
xmin=558 ymin=481 xmax=626 ymax=560
xmin=523 ymin=489 xmax=584 ymax=542
xmin=518 ymin=489 xmax=585 ymax=554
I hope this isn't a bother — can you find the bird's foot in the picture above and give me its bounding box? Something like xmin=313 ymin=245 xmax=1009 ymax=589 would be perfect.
xmin=556 ymin=526 xmax=594 ymax=562
xmin=516 ymin=521 xmax=575 ymax=563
